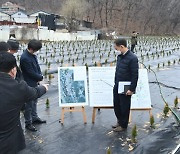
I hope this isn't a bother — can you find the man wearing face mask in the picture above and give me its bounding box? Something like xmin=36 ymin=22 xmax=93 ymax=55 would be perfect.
xmin=7 ymin=39 xmax=24 ymax=82
xmin=7 ymin=39 xmax=20 ymax=55
xmin=0 ymin=52 xmax=48 ymax=153
xmin=20 ymin=39 xmax=46 ymax=132
xmin=112 ymin=39 xmax=139 ymax=132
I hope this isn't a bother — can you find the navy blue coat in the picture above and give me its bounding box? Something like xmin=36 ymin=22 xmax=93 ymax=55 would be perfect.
xmin=115 ymin=50 xmax=139 ymax=92
xmin=20 ymin=49 xmax=43 ymax=87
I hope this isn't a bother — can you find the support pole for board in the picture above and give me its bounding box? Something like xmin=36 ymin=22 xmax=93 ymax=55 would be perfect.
xmin=129 ymin=110 xmax=132 ymax=123
xmin=92 ymin=107 xmax=152 ymax=124
xmin=97 ymin=63 xmax=101 ymax=112
xmin=60 ymin=106 xmax=87 ymax=125
xmin=92 ymin=107 xmax=114 ymax=123
xmin=129 ymin=108 xmax=152 ymax=123
xmin=92 ymin=107 xmax=96 ymax=123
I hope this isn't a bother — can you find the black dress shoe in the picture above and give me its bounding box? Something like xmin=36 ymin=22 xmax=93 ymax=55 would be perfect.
xmin=112 ymin=123 xmax=120 ymax=129
xmin=25 ymin=124 xmax=37 ymax=132
xmin=33 ymin=118 xmax=46 ymax=124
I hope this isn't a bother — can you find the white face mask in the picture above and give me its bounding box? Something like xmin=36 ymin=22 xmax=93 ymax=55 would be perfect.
xmin=115 ymin=50 xmax=121 ymax=56
xmin=33 ymin=51 xmax=40 ymax=55
xmin=13 ymin=52 xmax=18 ymax=57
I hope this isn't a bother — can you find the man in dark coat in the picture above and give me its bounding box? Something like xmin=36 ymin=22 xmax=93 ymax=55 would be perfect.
xmin=0 ymin=41 xmax=10 ymax=52
xmin=112 ymin=39 xmax=139 ymax=132
xmin=0 ymin=40 xmax=22 ymax=81
xmin=7 ymin=39 xmax=20 ymax=55
xmin=7 ymin=39 xmax=23 ymax=82
xmin=131 ymin=31 xmax=138 ymax=53
xmin=20 ymin=39 xmax=46 ymax=132
xmin=0 ymin=52 xmax=48 ymax=154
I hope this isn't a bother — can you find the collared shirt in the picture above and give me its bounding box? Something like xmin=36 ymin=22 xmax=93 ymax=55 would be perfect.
xmin=123 ymin=50 xmax=129 ymax=55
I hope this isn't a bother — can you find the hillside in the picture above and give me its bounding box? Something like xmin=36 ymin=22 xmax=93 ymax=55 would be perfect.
xmin=0 ymin=0 xmax=180 ymax=35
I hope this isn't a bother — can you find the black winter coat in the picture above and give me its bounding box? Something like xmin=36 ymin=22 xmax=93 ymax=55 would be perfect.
xmin=20 ymin=49 xmax=43 ymax=87
xmin=15 ymin=66 xmax=23 ymax=82
xmin=115 ymin=50 xmax=139 ymax=92
xmin=0 ymin=72 xmax=46 ymax=154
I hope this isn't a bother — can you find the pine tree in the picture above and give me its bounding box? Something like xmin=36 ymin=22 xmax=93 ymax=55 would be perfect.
xmin=48 ymin=74 xmax=52 ymax=81
xmin=85 ymin=63 xmax=88 ymax=70
xmin=157 ymin=63 xmax=160 ymax=69
xmin=44 ymin=69 xmax=48 ymax=78
xmin=150 ymin=115 xmax=155 ymax=128
xmin=106 ymin=147 xmax=112 ymax=154
xmin=174 ymin=96 xmax=178 ymax=108
xmin=163 ymin=63 xmax=165 ymax=67
xmin=131 ymin=124 xmax=137 ymax=143
xmin=168 ymin=60 xmax=171 ymax=66
xmin=94 ymin=62 xmax=97 ymax=66
xmin=173 ymin=59 xmax=176 ymax=65
xmin=46 ymin=98 xmax=50 ymax=108
xmin=148 ymin=65 xmax=151 ymax=71
xmin=163 ymin=104 xmax=169 ymax=117
xmin=48 ymin=62 xmax=51 ymax=69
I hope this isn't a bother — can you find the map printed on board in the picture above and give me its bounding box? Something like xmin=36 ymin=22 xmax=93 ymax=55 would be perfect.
xmin=58 ymin=66 xmax=88 ymax=107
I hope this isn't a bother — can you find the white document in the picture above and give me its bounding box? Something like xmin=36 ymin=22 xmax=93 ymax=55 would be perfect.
xmin=118 ymin=81 xmax=131 ymax=94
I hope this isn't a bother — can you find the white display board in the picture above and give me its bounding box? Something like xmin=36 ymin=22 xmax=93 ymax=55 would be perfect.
xmin=58 ymin=66 xmax=88 ymax=107
xmin=88 ymin=67 xmax=151 ymax=109
xmin=131 ymin=69 xmax=152 ymax=109
xmin=89 ymin=67 xmax=116 ymax=107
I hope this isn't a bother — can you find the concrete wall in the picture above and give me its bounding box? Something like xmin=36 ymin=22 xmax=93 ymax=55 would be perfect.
xmin=0 ymin=12 xmax=11 ymax=21
xmin=0 ymin=26 xmax=10 ymax=41
xmin=15 ymin=28 xmax=38 ymax=40
xmin=0 ymin=27 xmax=97 ymax=41
xmin=16 ymin=28 xmax=97 ymax=41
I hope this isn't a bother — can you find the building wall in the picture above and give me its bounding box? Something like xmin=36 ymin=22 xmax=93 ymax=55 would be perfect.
xmin=1 ymin=2 xmax=25 ymax=14
xmin=11 ymin=11 xmax=28 ymax=19
xmin=0 ymin=12 xmax=10 ymax=21
xmin=30 ymin=11 xmax=50 ymax=17
xmin=11 ymin=12 xmax=36 ymax=24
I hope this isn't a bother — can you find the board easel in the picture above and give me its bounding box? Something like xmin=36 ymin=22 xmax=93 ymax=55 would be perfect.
xmin=60 ymin=106 xmax=87 ymax=125
xmin=59 ymin=64 xmax=87 ymax=125
xmin=92 ymin=107 xmax=152 ymax=123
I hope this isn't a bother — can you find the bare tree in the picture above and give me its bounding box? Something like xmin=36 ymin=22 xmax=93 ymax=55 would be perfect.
xmin=2 ymin=0 xmax=180 ymax=35
xmin=60 ymin=0 xmax=90 ymax=31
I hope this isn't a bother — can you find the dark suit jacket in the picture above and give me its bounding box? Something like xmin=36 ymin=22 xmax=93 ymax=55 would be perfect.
xmin=20 ymin=49 xmax=43 ymax=87
xmin=0 ymin=72 xmax=46 ymax=154
xmin=115 ymin=50 xmax=139 ymax=92
xmin=15 ymin=66 xmax=23 ymax=82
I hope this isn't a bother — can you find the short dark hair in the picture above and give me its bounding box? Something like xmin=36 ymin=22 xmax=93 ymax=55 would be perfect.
xmin=0 ymin=41 xmax=10 ymax=52
xmin=0 ymin=52 xmax=16 ymax=73
xmin=7 ymin=39 xmax=19 ymax=51
xmin=28 ymin=39 xmax=42 ymax=51
xmin=114 ymin=39 xmax=127 ymax=47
